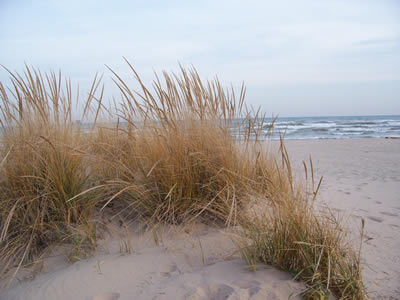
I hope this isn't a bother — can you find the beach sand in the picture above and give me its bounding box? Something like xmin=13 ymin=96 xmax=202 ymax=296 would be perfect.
xmin=0 ymin=222 xmax=305 ymax=300
xmin=283 ymin=138 xmax=400 ymax=299
xmin=1 ymin=138 xmax=399 ymax=300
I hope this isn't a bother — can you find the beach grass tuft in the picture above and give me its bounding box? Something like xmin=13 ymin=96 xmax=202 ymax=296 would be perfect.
xmin=0 ymin=66 xmax=104 ymax=283
xmin=236 ymin=144 xmax=365 ymax=299
xmin=93 ymin=60 xmax=265 ymax=224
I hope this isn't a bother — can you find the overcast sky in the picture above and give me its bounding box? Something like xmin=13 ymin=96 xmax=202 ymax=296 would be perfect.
xmin=1 ymin=0 xmax=399 ymax=117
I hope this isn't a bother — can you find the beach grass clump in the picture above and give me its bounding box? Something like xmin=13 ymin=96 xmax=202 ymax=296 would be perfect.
xmin=93 ymin=61 xmax=264 ymax=224
xmin=237 ymin=143 xmax=366 ymax=299
xmin=0 ymin=66 xmax=103 ymax=280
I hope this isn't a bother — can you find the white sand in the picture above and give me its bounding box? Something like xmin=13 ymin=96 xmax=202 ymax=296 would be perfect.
xmin=1 ymin=138 xmax=399 ymax=299
xmin=0 ymin=224 xmax=304 ymax=300
xmin=283 ymin=138 xmax=400 ymax=299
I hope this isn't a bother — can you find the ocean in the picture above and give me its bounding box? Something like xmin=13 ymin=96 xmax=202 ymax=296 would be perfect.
xmin=264 ymin=115 xmax=400 ymax=140
xmin=3 ymin=115 xmax=398 ymax=141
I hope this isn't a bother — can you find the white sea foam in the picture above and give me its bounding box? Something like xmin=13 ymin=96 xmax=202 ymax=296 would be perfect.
xmin=261 ymin=115 xmax=400 ymax=140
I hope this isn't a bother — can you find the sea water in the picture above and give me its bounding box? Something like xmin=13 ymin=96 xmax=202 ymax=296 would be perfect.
xmin=264 ymin=115 xmax=400 ymax=140
xmin=4 ymin=115 xmax=396 ymax=141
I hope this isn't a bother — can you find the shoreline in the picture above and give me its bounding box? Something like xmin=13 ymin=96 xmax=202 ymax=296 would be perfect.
xmin=266 ymin=136 xmax=400 ymax=141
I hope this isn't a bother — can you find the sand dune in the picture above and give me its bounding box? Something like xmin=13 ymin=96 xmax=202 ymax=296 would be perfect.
xmin=1 ymin=138 xmax=399 ymax=299
xmin=1 ymin=224 xmax=304 ymax=300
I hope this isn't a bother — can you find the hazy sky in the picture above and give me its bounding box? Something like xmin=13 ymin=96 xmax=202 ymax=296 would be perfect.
xmin=1 ymin=0 xmax=399 ymax=117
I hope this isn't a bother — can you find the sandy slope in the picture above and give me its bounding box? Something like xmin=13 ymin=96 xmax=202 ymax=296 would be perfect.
xmin=1 ymin=138 xmax=399 ymax=300
xmin=1 ymin=224 xmax=304 ymax=300
xmin=282 ymin=138 xmax=400 ymax=299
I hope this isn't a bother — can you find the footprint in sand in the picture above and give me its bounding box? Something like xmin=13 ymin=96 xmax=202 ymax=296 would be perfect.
xmin=160 ymin=262 xmax=179 ymax=277
xmin=234 ymin=279 xmax=261 ymax=296
xmin=380 ymin=211 xmax=398 ymax=217
xmin=367 ymin=216 xmax=384 ymax=223
xmin=189 ymin=283 xmax=234 ymax=300
xmin=92 ymin=292 xmax=120 ymax=300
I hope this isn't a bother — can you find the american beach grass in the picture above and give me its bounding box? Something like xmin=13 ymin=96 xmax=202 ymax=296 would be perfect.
xmin=0 ymin=61 xmax=366 ymax=299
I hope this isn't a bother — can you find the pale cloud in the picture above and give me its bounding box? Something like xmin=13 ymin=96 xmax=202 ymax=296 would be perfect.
xmin=0 ymin=0 xmax=399 ymax=116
